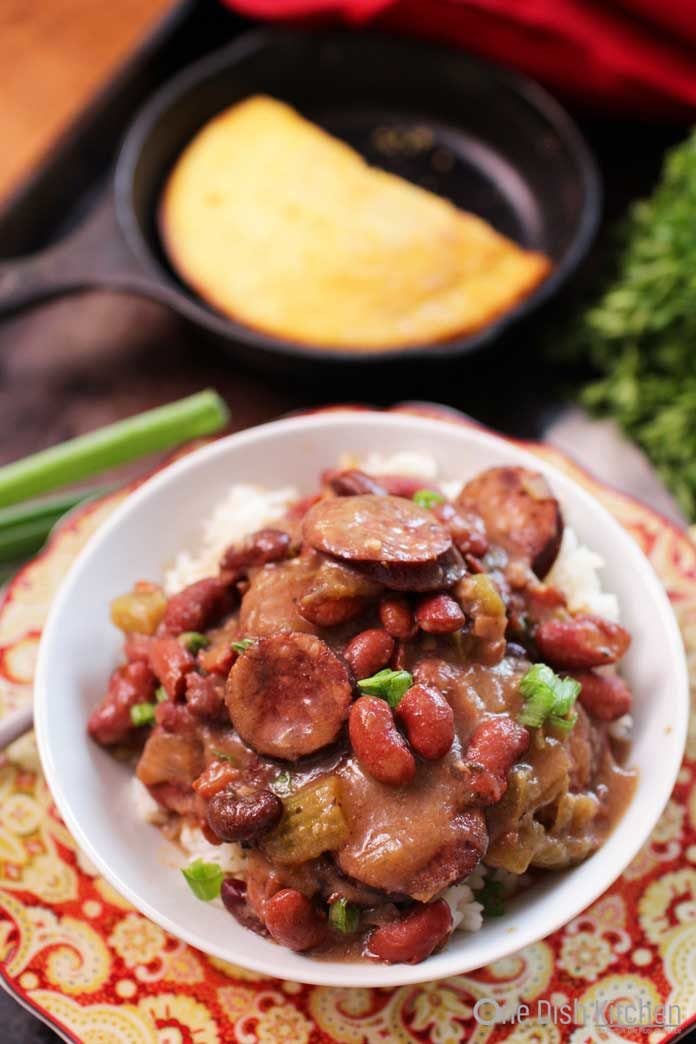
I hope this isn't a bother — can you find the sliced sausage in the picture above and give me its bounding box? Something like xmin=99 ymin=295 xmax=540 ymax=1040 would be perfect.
xmin=459 ymin=716 xmax=530 ymax=804
xmin=355 ymin=545 xmax=466 ymax=593
xmin=297 ymin=557 xmax=381 ymax=627
xmin=406 ymin=811 xmax=488 ymax=902
xmin=303 ymin=495 xmax=452 ymax=565
xmin=240 ymin=558 xmax=319 ymax=637
xmin=535 ymin=615 xmax=631 ymax=669
xmin=458 ymin=466 xmax=562 ymax=577
xmin=574 ymin=669 xmax=633 ymax=721
xmin=348 ymin=697 xmax=416 ymax=786
xmin=369 ymin=900 xmax=452 ymax=964
xmin=226 ymin=633 xmax=353 ymax=759
xmin=434 ymin=501 xmax=488 ymax=557
xmin=161 ymin=577 xmax=233 ymax=636
xmin=337 ymin=755 xmax=486 ymax=898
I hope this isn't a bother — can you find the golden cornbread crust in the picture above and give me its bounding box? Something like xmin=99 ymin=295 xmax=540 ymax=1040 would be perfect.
xmin=160 ymin=96 xmax=552 ymax=351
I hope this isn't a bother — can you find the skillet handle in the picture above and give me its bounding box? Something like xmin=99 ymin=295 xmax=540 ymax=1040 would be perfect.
xmin=0 ymin=195 xmax=166 ymax=317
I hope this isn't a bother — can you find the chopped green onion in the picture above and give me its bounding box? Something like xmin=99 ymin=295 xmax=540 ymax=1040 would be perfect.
xmin=329 ymin=897 xmax=360 ymax=934
xmin=155 ymin=686 xmax=167 ymax=704
xmin=0 ymin=390 xmax=229 ymax=509
xmin=548 ymin=710 xmax=579 ymax=735
xmin=181 ymin=858 xmax=224 ymax=901
xmin=518 ymin=663 xmax=581 ymax=732
xmin=130 ymin=702 xmax=156 ymax=727
xmin=180 ymin=631 xmax=210 ymax=653
xmin=475 ymin=878 xmax=506 ymax=918
xmin=211 ymin=748 xmax=237 ymax=764
xmin=412 ymin=488 xmax=446 ymax=509
xmin=270 ymin=770 xmax=293 ymax=796
xmin=357 ymin=668 xmax=413 ymax=708
xmin=0 ymin=486 xmax=111 ymax=562
xmin=231 ymin=638 xmax=254 ymax=654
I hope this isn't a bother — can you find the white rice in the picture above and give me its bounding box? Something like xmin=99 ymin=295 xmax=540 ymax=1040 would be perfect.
xmin=139 ymin=451 xmax=623 ymax=929
xmin=179 ymin=822 xmax=248 ymax=876
xmin=164 ymin=483 xmax=298 ymax=594
xmin=444 ymin=881 xmax=484 ymax=932
xmin=546 ymin=525 xmax=619 ymax=622
xmin=608 ymin=712 xmax=633 ymax=741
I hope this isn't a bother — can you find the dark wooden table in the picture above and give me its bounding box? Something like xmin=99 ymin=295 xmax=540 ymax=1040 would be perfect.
xmin=0 ymin=17 xmax=690 ymax=1040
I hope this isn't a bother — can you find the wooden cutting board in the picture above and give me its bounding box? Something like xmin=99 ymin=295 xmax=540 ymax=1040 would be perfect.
xmin=0 ymin=0 xmax=176 ymax=206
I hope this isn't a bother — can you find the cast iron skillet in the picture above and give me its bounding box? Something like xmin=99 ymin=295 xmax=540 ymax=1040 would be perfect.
xmin=0 ymin=29 xmax=601 ymax=370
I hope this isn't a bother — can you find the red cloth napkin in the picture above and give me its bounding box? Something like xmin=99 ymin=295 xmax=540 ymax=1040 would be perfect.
xmin=226 ymin=0 xmax=696 ymax=119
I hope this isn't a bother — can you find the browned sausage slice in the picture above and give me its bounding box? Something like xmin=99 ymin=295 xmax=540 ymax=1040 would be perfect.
xmin=457 ymin=467 xmax=562 ymax=577
xmin=303 ymin=495 xmax=452 ymax=565
xmin=352 ymin=546 xmax=466 ymax=592
xmin=226 ymin=633 xmax=353 ymax=759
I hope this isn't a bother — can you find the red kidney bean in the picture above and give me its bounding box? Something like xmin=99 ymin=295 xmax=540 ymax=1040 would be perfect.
xmin=415 ymin=593 xmax=465 ymax=634
xmin=326 ymin=469 xmax=389 ymax=496
xmin=344 ymin=628 xmax=395 ymax=679
xmin=200 ymin=820 xmax=224 ymax=847
xmin=185 ymin=673 xmax=228 ymax=722
xmin=192 ymin=760 xmax=240 ymax=799
xmin=461 ymin=716 xmax=530 ymax=804
xmin=87 ymin=661 xmax=156 ymax=746
xmin=535 ymin=615 xmax=631 ymax=669
xmin=574 ymin=670 xmax=633 ymax=721
xmin=349 ymin=697 xmax=416 ymax=786
xmin=379 ymin=595 xmax=417 ymax=639
xmin=220 ymin=528 xmax=291 ymax=576
xmin=162 ymin=578 xmax=232 ymax=636
xmin=391 ymin=640 xmax=409 ymax=670
xmin=369 ymin=900 xmax=452 ymax=963
xmin=396 ymin=684 xmax=454 ymax=760
xmin=207 ymin=788 xmax=283 ymax=842
xmin=124 ymin=633 xmax=153 ymax=663
xmin=263 ymin=889 xmax=327 ymax=951
xmin=221 ymin=878 xmax=265 ymax=934
xmin=148 ymin=636 xmax=196 ymax=699
xmin=154 ymin=700 xmax=197 ymax=733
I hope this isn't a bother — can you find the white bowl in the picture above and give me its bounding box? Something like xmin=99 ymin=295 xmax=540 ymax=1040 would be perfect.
xmin=35 ymin=411 xmax=688 ymax=987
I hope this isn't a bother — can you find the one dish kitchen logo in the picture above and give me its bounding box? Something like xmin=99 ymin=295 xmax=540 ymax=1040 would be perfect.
xmin=472 ymin=996 xmax=683 ymax=1029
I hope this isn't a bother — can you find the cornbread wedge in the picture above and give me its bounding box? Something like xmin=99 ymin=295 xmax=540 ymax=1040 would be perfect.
xmin=160 ymin=96 xmax=551 ymax=351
